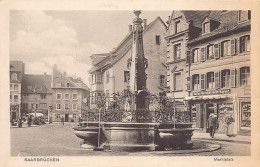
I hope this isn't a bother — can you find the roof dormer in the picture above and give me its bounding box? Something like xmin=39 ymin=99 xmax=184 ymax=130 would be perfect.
xmin=202 ymin=17 xmax=220 ymax=35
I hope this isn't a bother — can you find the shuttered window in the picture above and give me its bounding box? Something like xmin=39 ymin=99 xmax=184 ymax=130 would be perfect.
xmin=192 ymin=49 xmax=199 ymax=63
xmin=221 ymin=69 xmax=231 ymax=88
xmin=200 ymin=74 xmax=205 ymax=90
xmin=240 ymin=67 xmax=250 ymax=86
xmin=192 ymin=74 xmax=200 ymax=90
xmin=240 ymin=35 xmax=250 ymax=53
xmin=215 ymin=72 xmax=220 ymax=88
xmin=200 ymin=48 xmax=205 ymax=62
xmin=221 ymin=40 xmax=231 ymax=57
xmin=207 ymin=72 xmax=215 ymax=89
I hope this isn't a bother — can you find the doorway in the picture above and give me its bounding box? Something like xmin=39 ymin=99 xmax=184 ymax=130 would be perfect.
xmin=65 ymin=114 xmax=69 ymax=122
xmin=205 ymin=103 xmax=214 ymax=132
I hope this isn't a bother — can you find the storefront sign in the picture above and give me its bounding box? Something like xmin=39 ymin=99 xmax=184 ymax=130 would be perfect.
xmin=241 ymin=102 xmax=251 ymax=127
xmin=193 ymin=89 xmax=231 ymax=96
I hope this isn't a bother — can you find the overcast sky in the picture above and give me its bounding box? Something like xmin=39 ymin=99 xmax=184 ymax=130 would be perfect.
xmin=10 ymin=10 xmax=171 ymax=85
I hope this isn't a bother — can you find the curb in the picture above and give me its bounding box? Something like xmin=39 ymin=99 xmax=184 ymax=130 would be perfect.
xmin=193 ymin=138 xmax=251 ymax=144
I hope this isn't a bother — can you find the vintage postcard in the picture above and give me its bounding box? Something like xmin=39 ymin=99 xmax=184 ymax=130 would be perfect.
xmin=0 ymin=0 xmax=259 ymax=167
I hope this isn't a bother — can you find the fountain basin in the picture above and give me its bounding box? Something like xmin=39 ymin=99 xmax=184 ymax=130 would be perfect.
xmin=73 ymin=122 xmax=194 ymax=151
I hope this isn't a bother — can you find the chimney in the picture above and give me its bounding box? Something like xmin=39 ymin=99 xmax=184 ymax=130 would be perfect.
xmin=128 ymin=25 xmax=132 ymax=32
xmin=143 ymin=19 xmax=147 ymax=27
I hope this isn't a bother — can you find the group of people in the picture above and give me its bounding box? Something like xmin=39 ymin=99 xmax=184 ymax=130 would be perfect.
xmin=207 ymin=113 xmax=235 ymax=138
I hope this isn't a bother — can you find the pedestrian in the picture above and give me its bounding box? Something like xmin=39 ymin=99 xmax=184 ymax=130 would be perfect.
xmin=61 ymin=116 xmax=64 ymax=126
xmin=226 ymin=114 xmax=235 ymax=137
xmin=27 ymin=115 xmax=32 ymax=127
xmin=208 ymin=113 xmax=218 ymax=138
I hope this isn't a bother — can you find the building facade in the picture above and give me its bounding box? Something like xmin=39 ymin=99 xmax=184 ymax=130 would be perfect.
xmin=52 ymin=65 xmax=89 ymax=122
xmin=10 ymin=61 xmax=25 ymax=121
xmin=89 ymin=17 xmax=167 ymax=108
xmin=21 ymin=73 xmax=53 ymax=118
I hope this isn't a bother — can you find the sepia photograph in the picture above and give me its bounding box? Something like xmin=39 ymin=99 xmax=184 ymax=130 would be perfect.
xmin=1 ymin=0 xmax=260 ymax=167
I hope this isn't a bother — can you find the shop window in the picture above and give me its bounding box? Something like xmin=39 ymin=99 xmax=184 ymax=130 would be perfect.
xmin=174 ymin=44 xmax=181 ymax=60
xmin=221 ymin=70 xmax=230 ymax=88
xmin=124 ymin=71 xmax=130 ymax=82
xmin=14 ymin=84 xmax=19 ymax=90
xmin=207 ymin=72 xmax=215 ymax=89
xmin=192 ymin=74 xmax=200 ymax=91
xmin=207 ymin=45 xmax=214 ymax=60
xmin=203 ymin=22 xmax=210 ymax=34
xmin=192 ymin=49 xmax=199 ymax=63
xmin=73 ymin=94 xmax=77 ymax=100
xmin=175 ymin=21 xmax=181 ymax=33
xmin=11 ymin=73 xmax=18 ymax=81
xmin=106 ymin=71 xmax=110 ymax=83
xmin=240 ymin=35 xmax=250 ymax=53
xmin=156 ymin=35 xmax=161 ymax=45
xmin=56 ymin=93 xmax=61 ymax=100
xmin=56 ymin=104 xmax=61 ymax=110
xmin=64 ymin=93 xmax=70 ymax=100
xmin=174 ymin=73 xmax=182 ymax=91
xmin=240 ymin=67 xmax=250 ymax=86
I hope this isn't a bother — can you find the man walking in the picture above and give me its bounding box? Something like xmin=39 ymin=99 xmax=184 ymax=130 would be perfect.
xmin=208 ymin=113 xmax=218 ymax=138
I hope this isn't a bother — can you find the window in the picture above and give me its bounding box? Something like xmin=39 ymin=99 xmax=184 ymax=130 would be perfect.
xmin=238 ymin=10 xmax=249 ymax=22
xmin=174 ymin=44 xmax=181 ymax=60
xmin=23 ymin=103 xmax=28 ymax=109
xmin=10 ymin=95 xmax=12 ymax=102
xmin=192 ymin=74 xmax=200 ymax=91
xmin=65 ymin=104 xmax=69 ymax=110
xmin=72 ymin=104 xmax=77 ymax=110
xmin=14 ymin=84 xmax=18 ymax=90
xmin=10 ymin=84 xmax=12 ymax=90
xmin=97 ymin=74 xmax=102 ymax=83
xmin=203 ymin=22 xmax=210 ymax=34
xmin=56 ymin=83 xmax=62 ymax=87
xmin=207 ymin=72 xmax=215 ymax=89
xmin=28 ymin=86 xmax=32 ymax=90
xmin=73 ymin=94 xmax=77 ymax=100
xmin=39 ymin=103 xmax=47 ymax=108
xmin=41 ymin=94 xmax=46 ymax=99
xmin=73 ymin=114 xmax=77 ymax=118
xmin=240 ymin=35 xmax=250 ymax=53
xmin=160 ymin=75 xmax=166 ymax=87
xmin=56 ymin=93 xmax=61 ymax=100
xmin=192 ymin=49 xmax=199 ymax=63
xmin=64 ymin=93 xmax=70 ymax=100
xmin=56 ymin=114 xmax=60 ymax=119
xmin=106 ymin=71 xmax=110 ymax=83
xmin=175 ymin=21 xmax=180 ymax=33
xmin=240 ymin=67 xmax=250 ymax=86
xmin=174 ymin=73 xmax=182 ymax=90
xmin=124 ymin=71 xmax=130 ymax=82
xmin=14 ymin=95 xmax=18 ymax=102
xmin=221 ymin=70 xmax=230 ymax=88
xmin=221 ymin=40 xmax=231 ymax=57
xmin=66 ymin=83 xmax=70 ymax=87
xmin=11 ymin=73 xmax=18 ymax=81
xmin=156 ymin=35 xmax=161 ymax=45
xmin=207 ymin=45 xmax=214 ymax=59
xmin=56 ymin=104 xmax=61 ymax=110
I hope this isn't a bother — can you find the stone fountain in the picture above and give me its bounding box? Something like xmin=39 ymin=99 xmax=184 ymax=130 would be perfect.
xmin=73 ymin=10 xmax=194 ymax=151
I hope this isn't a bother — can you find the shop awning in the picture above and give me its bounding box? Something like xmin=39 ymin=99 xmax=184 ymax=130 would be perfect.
xmin=184 ymin=94 xmax=232 ymax=101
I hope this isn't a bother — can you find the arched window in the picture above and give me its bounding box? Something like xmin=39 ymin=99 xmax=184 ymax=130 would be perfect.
xmin=11 ymin=73 xmax=18 ymax=81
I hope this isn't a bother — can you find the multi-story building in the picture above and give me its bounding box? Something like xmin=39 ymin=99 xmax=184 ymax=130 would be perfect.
xmin=165 ymin=11 xmax=211 ymax=112
xmin=10 ymin=61 xmax=25 ymax=121
xmin=89 ymin=17 xmax=167 ymax=108
xmin=52 ymin=65 xmax=90 ymax=122
xmin=21 ymin=73 xmax=52 ymax=118
xmin=178 ymin=10 xmax=251 ymax=134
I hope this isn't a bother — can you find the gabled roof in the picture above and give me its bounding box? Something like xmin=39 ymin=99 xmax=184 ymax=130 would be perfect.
xmin=10 ymin=61 xmax=24 ymax=72
xmin=22 ymin=74 xmax=52 ymax=93
xmin=89 ymin=16 xmax=167 ymax=74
